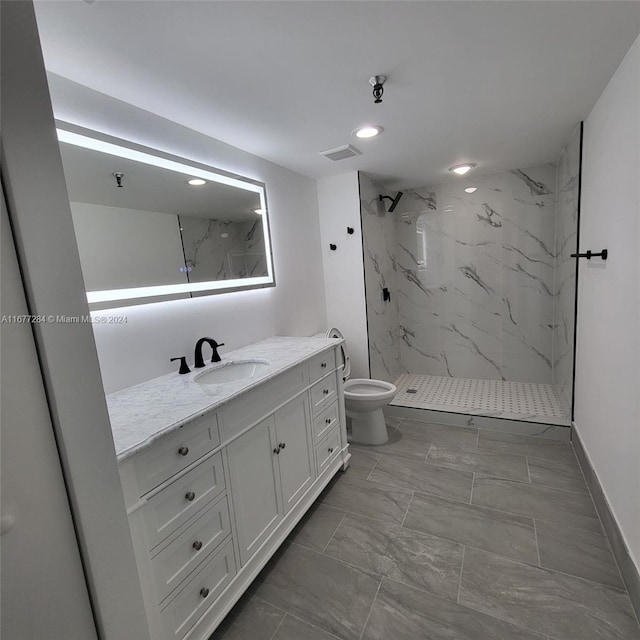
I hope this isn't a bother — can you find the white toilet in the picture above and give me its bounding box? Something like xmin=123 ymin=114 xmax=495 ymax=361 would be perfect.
xmin=326 ymin=329 xmax=397 ymax=445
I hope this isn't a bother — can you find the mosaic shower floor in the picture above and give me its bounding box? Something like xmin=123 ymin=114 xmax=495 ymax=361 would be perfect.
xmin=391 ymin=374 xmax=571 ymax=426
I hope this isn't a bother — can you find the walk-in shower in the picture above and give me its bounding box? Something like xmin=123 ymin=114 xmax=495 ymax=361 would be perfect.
xmin=360 ymin=126 xmax=581 ymax=428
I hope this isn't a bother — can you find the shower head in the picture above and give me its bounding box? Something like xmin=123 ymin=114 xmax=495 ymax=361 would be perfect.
xmin=379 ymin=191 xmax=403 ymax=213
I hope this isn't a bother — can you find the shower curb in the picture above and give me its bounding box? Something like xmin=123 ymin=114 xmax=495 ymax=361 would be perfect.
xmin=572 ymin=426 xmax=640 ymax=624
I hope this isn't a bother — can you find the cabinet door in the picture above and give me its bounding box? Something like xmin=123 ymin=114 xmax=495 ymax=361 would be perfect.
xmin=274 ymin=396 xmax=315 ymax=513
xmin=226 ymin=417 xmax=282 ymax=566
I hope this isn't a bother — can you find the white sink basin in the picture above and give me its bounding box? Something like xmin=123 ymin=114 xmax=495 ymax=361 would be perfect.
xmin=194 ymin=360 xmax=270 ymax=385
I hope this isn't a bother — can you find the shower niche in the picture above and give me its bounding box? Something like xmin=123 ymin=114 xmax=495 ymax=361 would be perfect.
xmin=360 ymin=127 xmax=582 ymax=428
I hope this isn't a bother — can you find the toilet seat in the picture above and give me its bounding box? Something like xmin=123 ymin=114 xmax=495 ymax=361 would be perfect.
xmin=326 ymin=328 xmax=350 ymax=380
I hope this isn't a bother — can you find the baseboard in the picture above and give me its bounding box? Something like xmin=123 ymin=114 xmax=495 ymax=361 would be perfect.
xmin=572 ymin=425 xmax=640 ymax=621
xmin=384 ymin=405 xmax=570 ymax=441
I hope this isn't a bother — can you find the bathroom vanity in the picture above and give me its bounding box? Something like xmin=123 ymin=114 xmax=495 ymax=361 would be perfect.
xmin=108 ymin=337 xmax=349 ymax=640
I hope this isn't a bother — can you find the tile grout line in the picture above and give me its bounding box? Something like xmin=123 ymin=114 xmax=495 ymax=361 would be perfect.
xmin=267 ymin=612 xmax=287 ymax=640
xmin=532 ymin=518 xmax=542 ymax=567
xmin=456 ymin=545 xmax=467 ymax=604
xmin=400 ymin=491 xmax=415 ymax=528
xmin=321 ymin=511 xmax=348 ymax=554
xmin=358 ymin=578 xmax=383 ymax=640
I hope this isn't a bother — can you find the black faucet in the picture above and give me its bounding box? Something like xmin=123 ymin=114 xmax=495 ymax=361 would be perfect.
xmin=194 ymin=337 xmax=225 ymax=368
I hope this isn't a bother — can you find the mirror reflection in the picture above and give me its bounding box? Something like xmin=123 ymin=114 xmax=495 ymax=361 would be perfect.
xmin=57 ymin=124 xmax=274 ymax=307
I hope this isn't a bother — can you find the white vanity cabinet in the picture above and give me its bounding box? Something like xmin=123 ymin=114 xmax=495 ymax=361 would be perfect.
xmin=116 ymin=342 xmax=349 ymax=640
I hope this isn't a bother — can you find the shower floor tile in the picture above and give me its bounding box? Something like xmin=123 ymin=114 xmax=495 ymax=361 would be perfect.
xmin=391 ymin=374 xmax=571 ymax=426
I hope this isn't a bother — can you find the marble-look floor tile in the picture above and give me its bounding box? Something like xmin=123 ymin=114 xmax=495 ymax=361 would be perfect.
xmin=213 ymin=596 xmax=285 ymax=640
xmin=320 ymin=474 xmax=413 ymax=525
xmin=351 ymin=429 xmax=431 ymax=462
xmin=273 ymin=614 xmax=342 ymax=640
xmin=427 ymin=441 xmax=529 ymax=481
xmin=345 ymin=448 xmax=380 ymax=478
xmin=472 ymin=477 xmax=601 ymax=533
xmin=288 ymin=503 xmax=346 ymax=553
xmin=527 ymin=455 xmax=588 ymax=493
xmin=397 ymin=420 xmax=479 ymax=447
xmin=253 ymin=543 xmax=380 ymax=640
xmin=536 ymin=520 xmax=625 ymax=590
xmin=368 ymin=455 xmax=473 ymax=502
xmin=459 ymin=547 xmax=640 ymax=640
xmin=478 ymin=431 xmax=576 ymax=463
xmin=361 ymin=578 xmax=545 ymax=640
xmin=404 ymin=491 xmax=538 ymax=564
xmin=324 ymin=513 xmax=463 ymax=600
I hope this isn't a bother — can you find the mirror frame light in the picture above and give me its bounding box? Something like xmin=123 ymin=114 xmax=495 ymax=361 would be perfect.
xmin=56 ymin=122 xmax=275 ymax=306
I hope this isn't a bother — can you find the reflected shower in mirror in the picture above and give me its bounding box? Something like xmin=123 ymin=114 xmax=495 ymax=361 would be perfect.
xmin=57 ymin=123 xmax=274 ymax=307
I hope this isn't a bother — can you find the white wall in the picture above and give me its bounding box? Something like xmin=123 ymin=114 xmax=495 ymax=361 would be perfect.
xmin=317 ymin=172 xmax=369 ymax=378
xmin=46 ymin=75 xmax=327 ymax=393
xmin=575 ymin=35 xmax=640 ymax=569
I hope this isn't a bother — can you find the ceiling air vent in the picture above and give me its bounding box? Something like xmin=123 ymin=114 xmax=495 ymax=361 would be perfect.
xmin=319 ymin=145 xmax=362 ymax=162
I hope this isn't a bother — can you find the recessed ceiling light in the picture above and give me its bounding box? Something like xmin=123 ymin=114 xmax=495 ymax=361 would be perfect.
xmin=449 ymin=163 xmax=477 ymax=176
xmin=464 ymin=187 xmax=478 ymax=193
xmin=253 ymin=208 xmax=266 ymax=215
xmin=353 ymin=125 xmax=384 ymax=139
xmin=187 ymin=178 xmax=206 ymax=186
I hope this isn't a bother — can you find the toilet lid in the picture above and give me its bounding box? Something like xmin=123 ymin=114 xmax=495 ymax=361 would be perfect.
xmin=326 ymin=328 xmax=351 ymax=380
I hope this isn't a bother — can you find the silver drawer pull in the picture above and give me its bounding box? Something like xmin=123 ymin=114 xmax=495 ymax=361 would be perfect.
xmin=200 ymin=587 xmax=210 ymax=599
xmin=185 ymin=491 xmax=196 ymax=502
xmin=178 ymin=446 xmax=189 ymax=457
xmin=192 ymin=540 xmax=203 ymax=551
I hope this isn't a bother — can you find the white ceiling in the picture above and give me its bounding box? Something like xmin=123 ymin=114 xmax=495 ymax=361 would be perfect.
xmin=34 ymin=1 xmax=640 ymax=189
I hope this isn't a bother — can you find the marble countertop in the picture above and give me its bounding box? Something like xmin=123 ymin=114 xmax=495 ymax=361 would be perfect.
xmin=107 ymin=336 xmax=342 ymax=462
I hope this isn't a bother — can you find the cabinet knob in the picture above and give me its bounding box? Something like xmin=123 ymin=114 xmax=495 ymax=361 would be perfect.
xmin=200 ymin=587 xmax=210 ymax=599
xmin=321 ymin=362 xmax=327 ymax=368
xmin=328 ymin=447 xmax=334 ymax=453
xmin=178 ymin=446 xmax=189 ymax=457
xmin=325 ymin=418 xmax=331 ymax=425
xmin=273 ymin=447 xmax=280 ymax=455
xmin=192 ymin=540 xmax=203 ymax=551
xmin=185 ymin=491 xmax=196 ymax=501
xmin=279 ymin=442 xmax=286 ymax=450
xmin=323 ymin=389 xmax=329 ymax=395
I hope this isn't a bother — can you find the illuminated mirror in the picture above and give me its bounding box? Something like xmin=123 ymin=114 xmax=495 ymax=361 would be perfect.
xmin=57 ymin=122 xmax=275 ymax=309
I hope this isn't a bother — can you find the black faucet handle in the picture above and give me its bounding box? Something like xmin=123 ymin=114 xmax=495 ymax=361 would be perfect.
xmin=170 ymin=356 xmax=191 ymax=375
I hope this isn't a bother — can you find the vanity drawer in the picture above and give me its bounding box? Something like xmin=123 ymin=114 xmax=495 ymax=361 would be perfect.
xmin=309 ymin=375 xmax=337 ymax=416
xmin=308 ymin=350 xmax=336 ymax=384
xmin=151 ymin=495 xmax=231 ymax=604
xmin=133 ymin=414 xmax=220 ymax=497
xmin=160 ymin=539 xmax=236 ymax=640
xmin=219 ymin=364 xmax=307 ymax=440
xmin=143 ymin=452 xmax=225 ymax=549
xmin=315 ymin=427 xmax=341 ymax=475
xmin=312 ymin=400 xmax=339 ymax=442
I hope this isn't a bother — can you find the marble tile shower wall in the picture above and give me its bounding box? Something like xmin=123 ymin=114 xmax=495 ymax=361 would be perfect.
xmin=362 ymin=177 xmax=400 ymax=382
xmin=360 ymin=173 xmax=403 ymax=381
xmin=552 ymin=127 xmax=581 ymax=416
xmin=361 ymin=165 xmax=562 ymax=385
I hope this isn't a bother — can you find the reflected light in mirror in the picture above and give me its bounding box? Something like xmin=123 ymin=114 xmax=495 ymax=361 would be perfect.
xmin=57 ymin=126 xmax=274 ymax=305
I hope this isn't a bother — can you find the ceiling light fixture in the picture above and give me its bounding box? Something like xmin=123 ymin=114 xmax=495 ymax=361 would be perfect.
xmin=464 ymin=186 xmax=478 ymax=193
xmin=187 ymin=178 xmax=206 ymax=186
xmin=449 ymin=163 xmax=477 ymax=176
xmin=354 ymin=125 xmax=384 ymax=139
xmin=253 ymin=208 xmax=266 ymax=215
